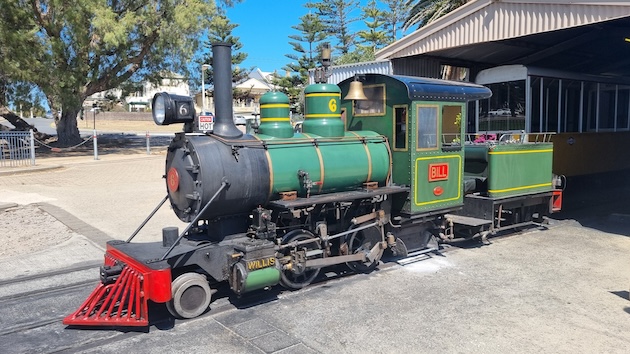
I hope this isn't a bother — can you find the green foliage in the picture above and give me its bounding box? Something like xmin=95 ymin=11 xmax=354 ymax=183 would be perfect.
xmin=334 ymin=48 xmax=377 ymax=65
xmin=0 ymin=0 xmax=227 ymax=145
xmin=351 ymin=0 xmax=389 ymax=62
xmin=285 ymin=12 xmax=327 ymax=81
xmin=2 ymin=82 xmax=47 ymax=117
xmin=404 ymin=0 xmax=469 ymax=30
xmin=306 ymin=0 xmax=360 ymax=55
xmin=201 ymin=10 xmax=251 ymax=87
xmin=276 ymin=7 xmax=328 ymax=113
xmin=304 ymin=0 xmax=408 ymax=66
xmin=358 ymin=0 xmax=388 ymax=50
xmin=454 ymin=112 xmax=462 ymax=127
xmin=379 ymin=0 xmax=411 ymax=42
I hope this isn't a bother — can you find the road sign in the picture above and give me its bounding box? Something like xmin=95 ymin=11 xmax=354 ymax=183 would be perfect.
xmin=198 ymin=114 xmax=214 ymax=131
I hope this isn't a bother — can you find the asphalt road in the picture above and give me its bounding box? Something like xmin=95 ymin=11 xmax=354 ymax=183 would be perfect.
xmin=1 ymin=151 xmax=629 ymax=353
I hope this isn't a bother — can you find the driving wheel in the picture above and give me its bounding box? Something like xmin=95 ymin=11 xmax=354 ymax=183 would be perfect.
xmin=279 ymin=230 xmax=322 ymax=289
xmin=346 ymin=223 xmax=383 ymax=273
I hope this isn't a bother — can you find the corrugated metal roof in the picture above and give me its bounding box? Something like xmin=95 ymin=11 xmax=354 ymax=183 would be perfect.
xmin=308 ymin=60 xmax=393 ymax=84
xmin=376 ymin=0 xmax=630 ymax=60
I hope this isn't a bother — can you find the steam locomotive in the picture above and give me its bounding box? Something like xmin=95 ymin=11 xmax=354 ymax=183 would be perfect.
xmin=64 ymin=43 xmax=563 ymax=327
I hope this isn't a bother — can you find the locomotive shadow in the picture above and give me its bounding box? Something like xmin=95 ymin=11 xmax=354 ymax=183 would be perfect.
xmin=150 ymin=264 xmax=362 ymax=330
xmin=438 ymin=224 xmax=547 ymax=251
xmin=610 ymin=290 xmax=630 ymax=301
xmin=64 ymin=322 xmax=151 ymax=333
xmin=216 ymin=264 xmax=359 ymax=310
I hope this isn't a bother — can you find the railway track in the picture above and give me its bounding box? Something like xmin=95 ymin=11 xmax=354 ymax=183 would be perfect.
xmin=0 ymin=221 xmax=565 ymax=353
xmin=0 ymin=262 xmax=151 ymax=354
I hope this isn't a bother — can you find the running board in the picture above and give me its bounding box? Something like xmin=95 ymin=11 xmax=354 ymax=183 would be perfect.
xmin=445 ymin=214 xmax=492 ymax=227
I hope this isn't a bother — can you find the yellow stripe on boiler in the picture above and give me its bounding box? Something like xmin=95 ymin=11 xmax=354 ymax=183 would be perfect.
xmin=305 ymin=93 xmax=341 ymax=98
xmin=305 ymin=113 xmax=340 ymax=118
xmin=314 ymin=145 xmax=325 ymax=192
xmin=261 ymin=103 xmax=290 ymax=108
xmin=260 ymin=117 xmax=290 ymax=122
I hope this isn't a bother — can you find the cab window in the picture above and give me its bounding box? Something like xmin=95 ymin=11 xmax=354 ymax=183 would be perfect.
xmin=394 ymin=105 xmax=408 ymax=150
xmin=354 ymin=84 xmax=385 ymax=116
xmin=417 ymin=105 xmax=438 ymax=150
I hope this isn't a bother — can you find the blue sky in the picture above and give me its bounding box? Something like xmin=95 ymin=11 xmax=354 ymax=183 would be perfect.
xmin=225 ymin=0 xmax=407 ymax=73
xmin=226 ymin=0 xmax=303 ymax=72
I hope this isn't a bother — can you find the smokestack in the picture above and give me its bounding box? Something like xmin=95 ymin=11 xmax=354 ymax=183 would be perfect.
xmin=211 ymin=42 xmax=242 ymax=138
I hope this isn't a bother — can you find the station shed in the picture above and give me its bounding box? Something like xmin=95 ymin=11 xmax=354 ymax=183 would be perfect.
xmin=368 ymin=0 xmax=630 ymax=178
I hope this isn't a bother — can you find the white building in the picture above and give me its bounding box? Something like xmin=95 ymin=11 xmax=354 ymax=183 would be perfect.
xmin=198 ymin=68 xmax=276 ymax=116
xmin=126 ymin=73 xmax=189 ymax=112
xmin=84 ymin=72 xmax=190 ymax=112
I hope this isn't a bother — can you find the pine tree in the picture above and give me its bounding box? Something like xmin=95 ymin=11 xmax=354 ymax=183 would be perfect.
xmin=355 ymin=0 xmax=389 ymax=60
xmin=306 ymin=0 xmax=361 ymax=55
xmin=202 ymin=11 xmax=251 ymax=87
xmin=379 ymin=0 xmax=411 ymax=42
xmin=404 ymin=0 xmax=469 ymax=31
xmin=285 ymin=12 xmax=328 ymax=80
xmin=275 ymin=10 xmax=328 ymax=114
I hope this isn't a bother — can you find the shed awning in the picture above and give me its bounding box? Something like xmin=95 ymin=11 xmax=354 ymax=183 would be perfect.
xmin=376 ymin=0 xmax=630 ymax=79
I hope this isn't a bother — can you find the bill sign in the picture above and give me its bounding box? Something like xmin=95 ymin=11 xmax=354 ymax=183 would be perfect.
xmin=428 ymin=163 xmax=449 ymax=182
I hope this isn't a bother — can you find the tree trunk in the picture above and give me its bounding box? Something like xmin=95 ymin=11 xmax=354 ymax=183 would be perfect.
xmin=1 ymin=105 xmax=33 ymax=130
xmin=0 ymin=105 xmax=51 ymax=140
xmin=56 ymin=108 xmax=82 ymax=146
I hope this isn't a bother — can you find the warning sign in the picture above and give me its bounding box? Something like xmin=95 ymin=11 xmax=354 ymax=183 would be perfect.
xmin=198 ymin=114 xmax=214 ymax=131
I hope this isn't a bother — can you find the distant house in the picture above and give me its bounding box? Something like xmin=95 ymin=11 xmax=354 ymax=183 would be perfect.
xmin=126 ymin=73 xmax=189 ymax=112
xmin=83 ymin=88 xmax=123 ymax=109
xmin=84 ymin=72 xmax=190 ymax=112
xmin=233 ymin=77 xmax=274 ymax=112
xmin=249 ymin=68 xmax=277 ymax=87
xmin=199 ymin=68 xmax=276 ymax=116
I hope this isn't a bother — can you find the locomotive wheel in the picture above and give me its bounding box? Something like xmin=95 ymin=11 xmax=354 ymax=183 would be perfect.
xmin=166 ymin=273 xmax=212 ymax=319
xmin=346 ymin=223 xmax=383 ymax=273
xmin=279 ymin=230 xmax=322 ymax=289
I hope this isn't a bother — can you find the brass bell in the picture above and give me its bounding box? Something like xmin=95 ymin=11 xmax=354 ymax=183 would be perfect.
xmin=344 ymin=77 xmax=368 ymax=101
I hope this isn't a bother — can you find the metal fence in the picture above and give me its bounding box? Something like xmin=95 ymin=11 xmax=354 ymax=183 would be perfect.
xmin=0 ymin=130 xmax=35 ymax=167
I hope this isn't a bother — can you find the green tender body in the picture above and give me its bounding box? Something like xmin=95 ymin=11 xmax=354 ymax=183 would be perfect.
xmin=261 ymin=131 xmax=390 ymax=197
xmin=466 ymin=143 xmax=554 ymax=198
xmin=243 ymin=267 xmax=280 ymax=293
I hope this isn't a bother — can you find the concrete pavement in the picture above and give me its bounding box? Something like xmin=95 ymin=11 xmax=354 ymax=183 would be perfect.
xmin=1 ymin=149 xmax=630 ymax=353
xmin=0 ymin=151 xmax=184 ymax=244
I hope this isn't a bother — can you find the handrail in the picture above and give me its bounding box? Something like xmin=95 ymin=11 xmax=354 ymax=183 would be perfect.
xmin=465 ymin=132 xmax=555 ymax=145
xmin=159 ymin=180 xmax=228 ymax=261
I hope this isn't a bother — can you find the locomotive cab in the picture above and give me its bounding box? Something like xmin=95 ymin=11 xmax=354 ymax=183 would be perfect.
xmin=339 ymin=74 xmax=491 ymax=217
